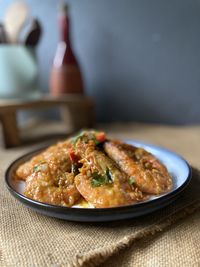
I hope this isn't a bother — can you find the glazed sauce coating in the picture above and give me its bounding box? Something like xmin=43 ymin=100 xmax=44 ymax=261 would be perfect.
xmin=15 ymin=131 xmax=173 ymax=207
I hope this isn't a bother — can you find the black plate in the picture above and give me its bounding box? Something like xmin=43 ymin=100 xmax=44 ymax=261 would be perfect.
xmin=5 ymin=141 xmax=192 ymax=222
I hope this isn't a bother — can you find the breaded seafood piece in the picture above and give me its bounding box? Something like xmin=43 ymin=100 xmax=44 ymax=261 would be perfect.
xmin=15 ymin=140 xmax=72 ymax=181
xmin=75 ymin=150 xmax=144 ymax=208
xmin=104 ymin=141 xmax=173 ymax=194
xmin=72 ymin=130 xmax=107 ymax=157
xmin=15 ymin=130 xmax=173 ymax=208
xmin=24 ymin=162 xmax=80 ymax=207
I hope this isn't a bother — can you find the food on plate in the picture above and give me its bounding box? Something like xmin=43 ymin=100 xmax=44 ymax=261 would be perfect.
xmin=75 ymin=150 xmax=144 ymax=208
xmin=16 ymin=139 xmax=80 ymax=206
xmin=15 ymin=130 xmax=173 ymax=208
xmin=104 ymin=141 xmax=172 ymax=194
xmin=24 ymin=167 xmax=80 ymax=207
xmin=16 ymin=140 xmax=72 ymax=180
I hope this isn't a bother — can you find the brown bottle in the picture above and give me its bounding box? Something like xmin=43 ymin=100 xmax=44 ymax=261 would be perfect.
xmin=50 ymin=4 xmax=84 ymax=95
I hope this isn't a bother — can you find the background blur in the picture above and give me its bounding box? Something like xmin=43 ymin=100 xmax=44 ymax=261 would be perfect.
xmin=0 ymin=0 xmax=200 ymax=124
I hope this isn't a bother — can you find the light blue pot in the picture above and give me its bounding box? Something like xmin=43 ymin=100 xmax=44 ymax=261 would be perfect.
xmin=0 ymin=45 xmax=40 ymax=99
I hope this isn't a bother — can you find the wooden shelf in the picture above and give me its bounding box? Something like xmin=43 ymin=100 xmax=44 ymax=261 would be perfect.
xmin=0 ymin=94 xmax=95 ymax=148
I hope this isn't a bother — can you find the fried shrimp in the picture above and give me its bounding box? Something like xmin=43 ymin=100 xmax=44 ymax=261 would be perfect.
xmin=15 ymin=140 xmax=72 ymax=181
xmin=15 ymin=130 xmax=173 ymax=208
xmin=24 ymin=162 xmax=80 ymax=206
xmin=104 ymin=141 xmax=173 ymax=194
xmin=75 ymin=150 xmax=144 ymax=208
xmin=15 ymin=139 xmax=81 ymax=206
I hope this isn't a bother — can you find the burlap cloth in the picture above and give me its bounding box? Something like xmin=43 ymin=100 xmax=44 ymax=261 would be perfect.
xmin=0 ymin=123 xmax=200 ymax=267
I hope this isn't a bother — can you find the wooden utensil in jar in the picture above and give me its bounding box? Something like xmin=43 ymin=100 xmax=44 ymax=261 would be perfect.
xmin=4 ymin=1 xmax=29 ymax=43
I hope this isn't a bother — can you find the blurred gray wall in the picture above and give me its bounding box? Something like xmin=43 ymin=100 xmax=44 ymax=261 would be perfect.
xmin=0 ymin=0 xmax=200 ymax=124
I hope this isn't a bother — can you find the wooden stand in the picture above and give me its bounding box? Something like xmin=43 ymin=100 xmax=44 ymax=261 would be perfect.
xmin=0 ymin=95 xmax=95 ymax=148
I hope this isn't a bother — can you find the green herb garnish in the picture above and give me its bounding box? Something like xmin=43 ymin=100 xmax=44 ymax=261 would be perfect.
xmin=92 ymin=137 xmax=100 ymax=145
xmin=33 ymin=165 xmax=41 ymax=172
xmin=33 ymin=161 xmax=47 ymax=173
xmin=87 ymin=133 xmax=100 ymax=145
xmin=128 ymin=176 xmax=136 ymax=186
xmin=91 ymin=173 xmax=108 ymax=187
xmin=91 ymin=168 xmax=114 ymax=187
xmin=72 ymin=131 xmax=85 ymax=146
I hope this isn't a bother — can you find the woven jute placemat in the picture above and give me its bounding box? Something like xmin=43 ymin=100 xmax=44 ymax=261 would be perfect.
xmin=0 ymin=123 xmax=200 ymax=267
